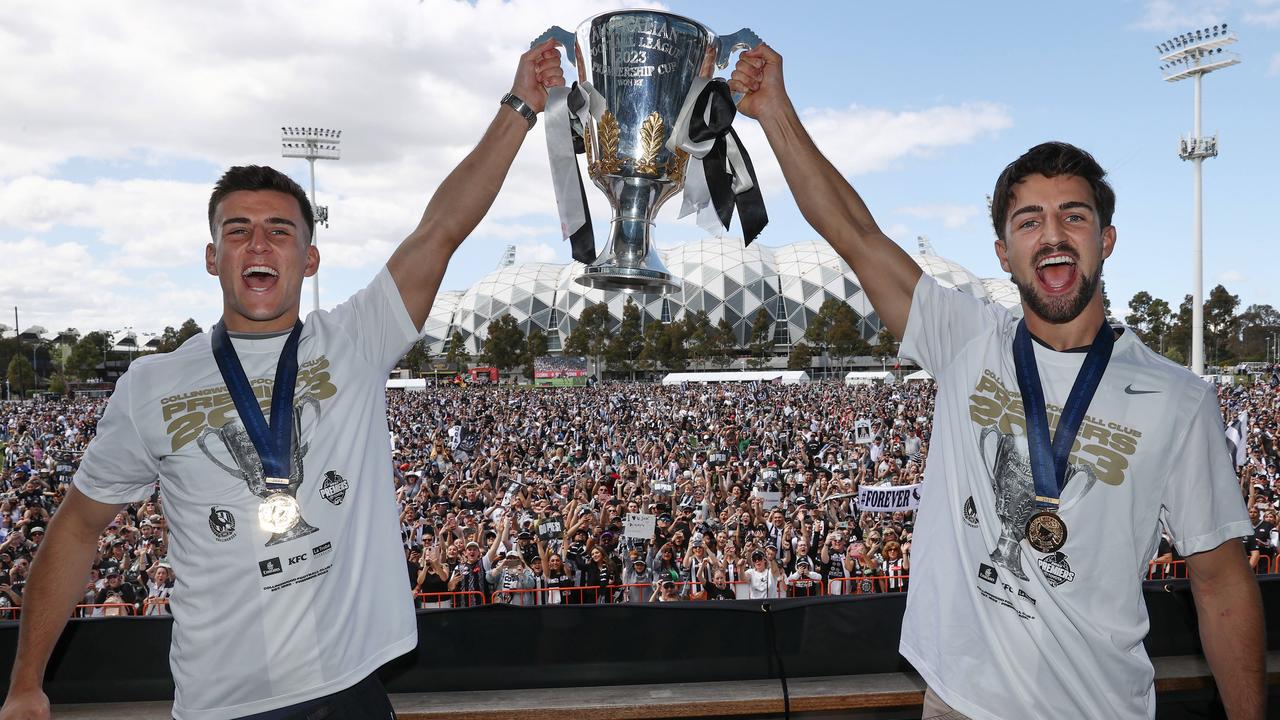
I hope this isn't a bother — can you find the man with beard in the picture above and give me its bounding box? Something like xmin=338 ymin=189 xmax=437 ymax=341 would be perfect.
xmin=732 ymin=45 xmax=1261 ymax=719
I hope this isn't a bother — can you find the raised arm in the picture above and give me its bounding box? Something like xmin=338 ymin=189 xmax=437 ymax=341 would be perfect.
xmin=387 ymin=40 xmax=565 ymax=330
xmin=2 ymin=488 xmax=123 ymax=720
xmin=730 ymin=44 xmax=921 ymax=339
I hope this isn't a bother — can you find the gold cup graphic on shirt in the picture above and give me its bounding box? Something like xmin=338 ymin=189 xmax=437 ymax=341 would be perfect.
xmin=198 ymin=395 xmax=321 ymax=547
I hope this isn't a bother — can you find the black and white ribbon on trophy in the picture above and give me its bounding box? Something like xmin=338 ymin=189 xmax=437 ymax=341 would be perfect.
xmin=545 ymin=81 xmax=605 ymax=264
xmin=668 ymin=77 xmax=768 ymax=244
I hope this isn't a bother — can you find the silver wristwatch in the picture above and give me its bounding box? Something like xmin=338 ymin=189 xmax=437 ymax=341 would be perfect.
xmin=500 ymin=92 xmax=536 ymax=130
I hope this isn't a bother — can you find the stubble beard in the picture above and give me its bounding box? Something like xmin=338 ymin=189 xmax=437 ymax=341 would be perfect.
xmin=1011 ymin=259 xmax=1103 ymax=325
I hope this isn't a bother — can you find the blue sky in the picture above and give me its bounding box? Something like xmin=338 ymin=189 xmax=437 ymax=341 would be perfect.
xmin=0 ymin=0 xmax=1276 ymax=338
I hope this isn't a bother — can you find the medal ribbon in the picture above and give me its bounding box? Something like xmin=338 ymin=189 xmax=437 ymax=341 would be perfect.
xmin=1012 ymin=320 xmax=1114 ymax=509
xmin=211 ymin=320 xmax=304 ymax=481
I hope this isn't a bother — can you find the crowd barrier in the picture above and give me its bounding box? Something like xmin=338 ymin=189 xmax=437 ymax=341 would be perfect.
xmin=3 ymin=577 xmax=1277 ymax=706
xmin=13 ymin=559 xmax=1272 ymax=620
xmin=74 ymin=603 xmax=134 ymax=618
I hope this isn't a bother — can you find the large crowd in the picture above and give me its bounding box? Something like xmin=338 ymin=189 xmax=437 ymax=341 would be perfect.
xmin=0 ymin=369 xmax=1275 ymax=614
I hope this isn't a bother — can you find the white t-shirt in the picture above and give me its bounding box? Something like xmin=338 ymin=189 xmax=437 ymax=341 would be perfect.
xmin=75 ymin=267 xmax=419 ymax=719
xmin=898 ymin=276 xmax=1249 ymax=720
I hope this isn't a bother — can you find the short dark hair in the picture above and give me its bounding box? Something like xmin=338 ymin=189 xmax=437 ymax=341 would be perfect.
xmin=207 ymin=165 xmax=314 ymax=242
xmin=990 ymin=142 xmax=1115 ymax=242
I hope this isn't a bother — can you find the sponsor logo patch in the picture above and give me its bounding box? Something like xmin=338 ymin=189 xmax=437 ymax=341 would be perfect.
xmin=259 ymin=557 xmax=283 ymax=577
xmin=978 ymin=563 xmax=998 ymax=584
xmin=312 ymin=541 xmax=332 ymax=556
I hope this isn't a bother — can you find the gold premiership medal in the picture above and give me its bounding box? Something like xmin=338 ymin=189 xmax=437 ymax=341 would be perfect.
xmin=259 ymin=493 xmax=301 ymax=534
xmin=1026 ymin=511 xmax=1067 ymax=554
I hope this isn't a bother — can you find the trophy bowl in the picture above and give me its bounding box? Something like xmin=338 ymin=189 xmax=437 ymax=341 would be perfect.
xmin=537 ymin=11 xmax=759 ymax=294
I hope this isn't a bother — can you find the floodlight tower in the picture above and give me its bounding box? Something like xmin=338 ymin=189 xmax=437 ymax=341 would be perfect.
xmin=281 ymin=127 xmax=342 ymax=314
xmin=1155 ymin=25 xmax=1239 ymax=375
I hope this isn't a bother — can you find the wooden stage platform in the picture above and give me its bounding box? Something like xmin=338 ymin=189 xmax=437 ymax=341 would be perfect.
xmin=50 ymin=652 xmax=1280 ymax=720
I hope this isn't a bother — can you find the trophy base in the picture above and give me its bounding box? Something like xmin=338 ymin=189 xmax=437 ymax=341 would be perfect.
xmin=265 ymin=517 xmax=319 ymax=547
xmin=575 ymin=214 xmax=681 ymax=295
xmin=577 ymin=264 xmax=680 ymax=294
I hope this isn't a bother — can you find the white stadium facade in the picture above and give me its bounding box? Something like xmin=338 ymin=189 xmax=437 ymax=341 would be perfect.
xmin=425 ymin=236 xmax=1023 ymax=357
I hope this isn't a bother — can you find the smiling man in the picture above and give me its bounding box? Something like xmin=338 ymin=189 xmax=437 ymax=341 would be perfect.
xmin=731 ymin=44 xmax=1262 ymax=720
xmin=1 ymin=41 xmax=564 ymax=720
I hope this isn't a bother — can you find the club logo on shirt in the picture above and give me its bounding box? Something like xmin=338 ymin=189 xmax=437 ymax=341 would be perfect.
xmin=320 ymin=471 xmax=348 ymax=506
xmin=1038 ymin=552 xmax=1076 ymax=587
xmin=208 ymin=506 xmax=237 ymax=542
xmin=962 ymin=496 xmax=979 ymax=527
xmin=259 ymin=557 xmax=283 ymax=577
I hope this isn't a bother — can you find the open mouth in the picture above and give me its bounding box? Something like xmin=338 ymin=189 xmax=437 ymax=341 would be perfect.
xmin=242 ymin=265 xmax=279 ymax=293
xmin=1034 ymin=253 xmax=1077 ymax=293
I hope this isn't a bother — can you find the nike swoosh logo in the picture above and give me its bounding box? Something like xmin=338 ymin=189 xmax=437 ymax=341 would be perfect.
xmin=1124 ymin=384 xmax=1160 ymax=395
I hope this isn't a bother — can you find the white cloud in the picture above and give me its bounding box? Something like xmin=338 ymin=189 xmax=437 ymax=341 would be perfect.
xmin=735 ymin=103 xmax=1012 ymax=197
xmin=1217 ymin=270 xmax=1247 ymax=284
xmin=0 ymin=0 xmax=1012 ymax=333
xmin=893 ymin=204 xmax=983 ymax=229
xmin=513 ymin=242 xmax=560 ymax=264
xmin=1134 ymin=0 xmax=1230 ymax=32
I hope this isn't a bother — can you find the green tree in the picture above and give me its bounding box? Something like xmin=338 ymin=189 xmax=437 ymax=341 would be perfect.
xmin=480 ymin=314 xmax=524 ymax=373
xmin=747 ymin=309 xmax=773 ymax=369
xmin=1204 ymin=284 xmax=1239 ymax=365
xmin=804 ymin=300 xmax=838 ymax=357
xmin=787 ymin=341 xmax=813 ymax=371
xmin=1124 ymin=291 xmax=1156 ymax=344
xmin=48 ymin=373 xmax=68 ymax=395
xmin=605 ymin=299 xmax=644 ymax=379
xmin=1237 ymin=304 xmax=1280 ymax=360
xmin=399 ymin=338 xmax=432 ymax=375
xmin=872 ymin=327 xmax=898 ymax=365
xmin=827 ymin=302 xmax=865 ymax=365
xmin=684 ymin=310 xmax=714 ymax=364
xmin=7 ymin=355 xmax=35 ymax=397
xmin=66 ymin=331 xmax=113 ymax=380
xmin=709 ymin=317 xmax=736 ymax=368
xmin=444 ymin=330 xmax=471 ymax=373
xmin=663 ymin=320 xmax=689 ymax=371
xmin=564 ymin=303 xmax=611 ymax=376
xmin=1165 ymin=295 xmax=1193 ymax=366
xmin=522 ymin=328 xmax=549 ymax=380
xmin=156 ymin=319 xmax=204 ymax=353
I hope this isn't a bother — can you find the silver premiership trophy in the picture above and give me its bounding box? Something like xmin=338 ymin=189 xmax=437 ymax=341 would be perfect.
xmin=537 ymin=11 xmax=761 ymax=294
xmin=198 ymin=395 xmax=321 ymax=546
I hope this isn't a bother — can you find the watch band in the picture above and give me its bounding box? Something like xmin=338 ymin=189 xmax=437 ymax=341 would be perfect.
xmin=500 ymin=92 xmax=537 ymax=130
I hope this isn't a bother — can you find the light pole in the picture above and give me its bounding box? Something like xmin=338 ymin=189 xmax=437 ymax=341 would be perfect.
xmin=1155 ymin=24 xmax=1239 ymax=376
xmin=281 ymin=127 xmax=342 ymax=315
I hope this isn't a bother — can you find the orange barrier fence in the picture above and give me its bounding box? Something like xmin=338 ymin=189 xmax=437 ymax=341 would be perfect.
xmin=142 ymin=597 xmax=170 ymax=616
xmin=74 ymin=602 xmax=134 ymax=617
xmin=826 ymin=574 xmax=909 ymax=596
xmin=414 ymin=590 xmax=486 ymax=608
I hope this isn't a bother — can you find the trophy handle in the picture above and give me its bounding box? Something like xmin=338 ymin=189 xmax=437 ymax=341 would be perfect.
xmin=532 ymin=26 xmax=577 ymax=65
xmin=715 ymin=28 xmax=761 ymax=70
xmin=196 ymin=426 xmax=244 ymax=479
xmin=978 ymin=426 xmax=999 ymax=481
xmin=294 ymin=394 xmax=321 ymax=457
